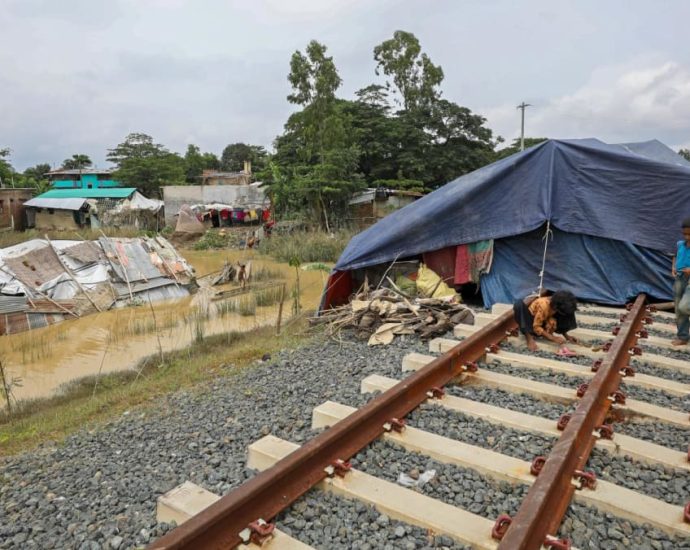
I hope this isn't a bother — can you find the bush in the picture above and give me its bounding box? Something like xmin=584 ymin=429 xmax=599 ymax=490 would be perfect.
xmin=258 ymin=230 xmax=354 ymax=264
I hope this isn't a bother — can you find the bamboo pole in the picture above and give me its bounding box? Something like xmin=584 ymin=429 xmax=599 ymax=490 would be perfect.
xmin=276 ymin=283 xmax=286 ymax=335
xmin=44 ymin=235 xmax=103 ymax=312
xmin=100 ymin=231 xmax=133 ymax=301
xmin=0 ymin=265 xmax=80 ymax=318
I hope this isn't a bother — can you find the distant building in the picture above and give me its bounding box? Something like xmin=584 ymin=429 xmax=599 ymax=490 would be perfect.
xmin=0 ymin=188 xmax=34 ymax=230
xmin=24 ymin=188 xmax=163 ymax=231
xmin=200 ymin=162 xmax=252 ymax=186
xmin=48 ymin=168 xmax=121 ymax=190
xmin=348 ymin=188 xmax=423 ymax=229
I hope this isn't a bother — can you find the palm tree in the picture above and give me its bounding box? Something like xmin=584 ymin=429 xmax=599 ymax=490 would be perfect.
xmin=62 ymin=154 xmax=93 ymax=170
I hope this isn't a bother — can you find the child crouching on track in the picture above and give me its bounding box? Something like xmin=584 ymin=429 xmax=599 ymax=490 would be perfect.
xmin=513 ymin=290 xmax=579 ymax=352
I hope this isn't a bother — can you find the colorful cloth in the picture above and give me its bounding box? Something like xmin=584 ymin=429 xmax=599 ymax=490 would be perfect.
xmin=454 ymin=245 xmax=471 ymax=284
xmin=468 ymin=240 xmax=493 ymax=282
xmin=454 ymin=240 xmax=493 ymax=284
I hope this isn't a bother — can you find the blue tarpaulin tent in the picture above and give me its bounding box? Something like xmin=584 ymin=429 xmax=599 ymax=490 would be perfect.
xmin=326 ymin=138 xmax=690 ymax=308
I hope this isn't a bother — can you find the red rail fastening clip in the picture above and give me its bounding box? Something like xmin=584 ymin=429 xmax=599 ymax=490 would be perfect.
xmin=426 ymin=386 xmax=445 ymax=399
xmin=619 ymin=366 xmax=635 ymax=378
xmin=491 ymin=514 xmax=512 ymax=540
xmin=530 ymin=456 xmax=546 ymax=476
xmin=602 ymin=342 xmax=612 ymax=352
xmin=608 ymin=390 xmax=626 ymax=405
xmin=684 ymin=502 xmax=690 ymax=524
xmin=485 ymin=343 xmax=500 ymax=353
xmin=646 ymin=305 xmax=657 ymax=313
xmin=326 ymin=459 xmax=352 ymax=478
xmin=628 ymin=346 xmax=642 ymax=356
xmin=612 ymin=326 xmax=621 ymax=336
xmin=383 ymin=418 xmax=406 ymax=433
xmin=576 ymin=383 xmax=589 ymax=398
xmin=239 ymin=519 xmax=275 ymax=545
xmin=635 ymin=329 xmax=648 ymax=339
xmin=462 ymin=361 xmax=479 ymax=373
xmin=595 ymin=424 xmax=614 ymax=439
xmin=626 ymin=303 xmax=634 ymax=311
xmin=506 ymin=328 xmax=519 ymax=337
xmin=557 ymin=414 xmax=571 ymax=431
xmin=619 ymin=314 xmax=628 ymax=322
xmin=573 ymin=470 xmax=597 ymax=490
xmin=643 ymin=316 xmax=653 ymax=325
xmin=591 ymin=359 xmax=602 ymax=373
xmin=544 ymin=535 xmax=572 ymax=550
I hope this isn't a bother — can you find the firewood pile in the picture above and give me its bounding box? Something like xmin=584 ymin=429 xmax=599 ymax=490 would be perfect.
xmin=313 ymin=286 xmax=474 ymax=345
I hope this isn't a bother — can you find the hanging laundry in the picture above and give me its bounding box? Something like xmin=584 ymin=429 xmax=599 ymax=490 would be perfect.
xmin=454 ymin=244 xmax=471 ymax=285
xmin=469 ymin=240 xmax=494 ymax=282
xmin=455 ymin=240 xmax=494 ymax=284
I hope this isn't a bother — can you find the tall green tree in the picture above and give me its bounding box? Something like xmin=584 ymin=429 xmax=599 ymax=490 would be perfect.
xmin=373 ymin=30 xmax=444 ymax=111
xmin=107 ymin=133 xmax=185 ymax=198
xmin=276 ymin=40 xmax=362 ymax=229
xmin=220 ymin=143 xmax=267 ymax=173
xmin=0 ymin=149 xmax=13 ymax=187
xmin=22 ymin=163 xmax=52 ymax=193
xmin=679 ymin=148 xmax=690 ymax=162
xmin=61 ymin=154 xmax=92 ymax=170
xmin=184 ymin=144 xmax=220 ymax=184
xmin=494 ymin=137 xmax=548 ymax=160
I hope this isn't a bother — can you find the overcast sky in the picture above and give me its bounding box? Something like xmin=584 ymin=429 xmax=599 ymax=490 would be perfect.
xmin=2 ymin=0 xmax=689 ymax=170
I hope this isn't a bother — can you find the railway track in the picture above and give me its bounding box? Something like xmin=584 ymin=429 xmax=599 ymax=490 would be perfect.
xmin=149 ymin=294 xmax=690 ymax=549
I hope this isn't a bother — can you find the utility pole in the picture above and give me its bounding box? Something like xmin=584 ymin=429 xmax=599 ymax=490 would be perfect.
xmin=516 ymin=102 xmax=531 ymax=151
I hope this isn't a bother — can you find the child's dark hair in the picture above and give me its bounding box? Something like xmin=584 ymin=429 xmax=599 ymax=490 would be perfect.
xmin=682 ymin=217 xmax=690 ymax=228
xmin=551 ymin=290 xmax=577 ymax=316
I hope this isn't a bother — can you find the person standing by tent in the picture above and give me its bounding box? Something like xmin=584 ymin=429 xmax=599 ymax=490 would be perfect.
xmin=671 ymin=218 xmax=690 ymax=345
xmin=513 ymin=290 xmax=579 ymax=352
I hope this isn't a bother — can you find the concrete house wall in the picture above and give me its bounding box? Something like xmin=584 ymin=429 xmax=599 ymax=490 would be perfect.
xmin=0 ymin=188 xmax=34 ymax=230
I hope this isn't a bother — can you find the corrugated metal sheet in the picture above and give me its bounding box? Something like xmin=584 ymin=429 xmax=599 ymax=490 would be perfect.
xmin=24 ymin=197 xmax=87 ymax=210
xmin=111 ymin=278 xmax=175 ymax=298
xmin=0 ymin=295 xmax=28 ymax=314
xmin=100 ymin=238 xmax=164 ymax=283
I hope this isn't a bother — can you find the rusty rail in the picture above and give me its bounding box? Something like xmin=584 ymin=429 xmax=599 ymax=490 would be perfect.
xmin=497 ymin=294 xmax=647 ymax=550
xmin=149 ymin=310 xmax=516 ymax=549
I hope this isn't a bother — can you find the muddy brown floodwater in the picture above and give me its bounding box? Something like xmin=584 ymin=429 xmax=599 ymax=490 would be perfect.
xmin=1 ymin=249 xmax=328 ymax=402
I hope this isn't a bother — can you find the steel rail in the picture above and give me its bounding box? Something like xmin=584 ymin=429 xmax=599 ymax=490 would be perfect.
xmin=497 ymin=294 xmax=647 ymax=550
xmin=149 ymin=310 xmax=516 ymax=549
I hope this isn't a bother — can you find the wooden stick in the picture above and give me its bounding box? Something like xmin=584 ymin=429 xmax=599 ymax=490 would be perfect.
xmin=0 ymin=265 xmax=80 ymax=318
xmin=276 ymin=283 xmax=286 ymax=335
xmin=44 ymin=235 xmax=103 ymax=312
xmin=100 ymin=230 xmax=133 ymax=301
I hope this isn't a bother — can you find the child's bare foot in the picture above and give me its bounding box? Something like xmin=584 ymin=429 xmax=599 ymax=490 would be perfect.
xmin=671 ymin=338 xmax=688 ymax=346
xmin=527 ymin=340 xmax=538 ymax=352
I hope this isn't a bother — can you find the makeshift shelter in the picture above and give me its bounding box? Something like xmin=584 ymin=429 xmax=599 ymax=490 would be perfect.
xmin=323 ymin=139 xmax=690 ymax=309
xmin=0 ymin=236 xmax=196 ymax=334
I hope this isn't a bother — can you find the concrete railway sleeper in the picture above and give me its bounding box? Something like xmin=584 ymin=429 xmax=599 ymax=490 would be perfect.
xmin=148 ymin=295 xmax=690 ymax=550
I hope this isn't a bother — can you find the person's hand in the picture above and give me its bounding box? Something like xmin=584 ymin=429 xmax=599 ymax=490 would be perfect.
xmin=672 ymin=266 xmax=677 ymax=277
xmin=683 ymin=268 xmax=690 ymax=276
xmin=550 ymin=334 xmax=566 ymax=345
xmin=566 ymin=334 xmax=578 ymax=344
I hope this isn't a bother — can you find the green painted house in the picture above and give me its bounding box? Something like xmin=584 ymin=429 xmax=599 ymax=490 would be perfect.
xmin=48 ymin=168 xmax=121 ymax=189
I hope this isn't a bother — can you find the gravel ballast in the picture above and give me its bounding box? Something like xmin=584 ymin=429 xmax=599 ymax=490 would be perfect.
xmin=1 ymin=331 xmax=687 ymax=549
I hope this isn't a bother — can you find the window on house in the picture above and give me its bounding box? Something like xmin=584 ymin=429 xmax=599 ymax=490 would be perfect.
xmin=0 ymin=200 xmax=4 ymax=213
xmin=48 ymin=208 xmax=55 ymax=215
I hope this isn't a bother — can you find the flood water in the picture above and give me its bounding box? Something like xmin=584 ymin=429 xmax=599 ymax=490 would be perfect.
xmin=1 ymin=249 xmax=328 ymax=402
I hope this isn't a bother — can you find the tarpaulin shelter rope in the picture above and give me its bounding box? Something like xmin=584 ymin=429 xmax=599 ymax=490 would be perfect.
xmin=537 ymin=220 xmax=553 ymax=295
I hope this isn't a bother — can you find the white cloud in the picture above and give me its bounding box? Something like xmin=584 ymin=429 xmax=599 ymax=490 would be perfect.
xmin=482 ymin=57 xmax=690 ymax=148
